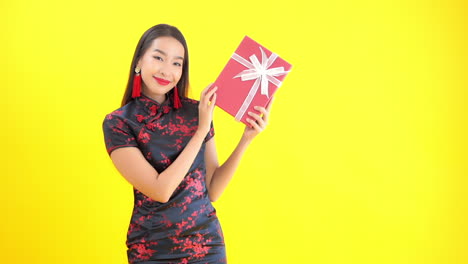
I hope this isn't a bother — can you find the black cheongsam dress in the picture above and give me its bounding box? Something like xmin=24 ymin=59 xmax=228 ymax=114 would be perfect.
xmin=102 ymin=93 xmax=226 ymax=264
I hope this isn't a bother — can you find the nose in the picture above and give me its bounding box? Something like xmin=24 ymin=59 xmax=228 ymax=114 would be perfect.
xmin=159 ymin=67 xmax=166 ymax=77
xmin=158 ymin=61 xmax=170 ymax=77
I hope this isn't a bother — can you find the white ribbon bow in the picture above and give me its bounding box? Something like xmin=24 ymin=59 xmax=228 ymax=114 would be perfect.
xmin=231 ymin=47 xmax=289 ymax=121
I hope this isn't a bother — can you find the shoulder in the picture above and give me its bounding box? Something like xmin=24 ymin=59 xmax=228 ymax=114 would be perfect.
xmin=103 ymin=101 xmax=137 ymax=126
xmin=179 ymin=97 xmax=200 ymax=113
xmin=181 ymin=97 xmax=199 ymax=107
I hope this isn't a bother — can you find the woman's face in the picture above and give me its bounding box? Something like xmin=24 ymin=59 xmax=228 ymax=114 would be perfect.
xmin=137 ymin=36 xmax=185 ymax=100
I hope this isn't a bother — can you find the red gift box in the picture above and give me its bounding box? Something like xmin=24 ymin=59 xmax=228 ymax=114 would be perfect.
xmin=213 ymin=36 xmax=292 ymax=126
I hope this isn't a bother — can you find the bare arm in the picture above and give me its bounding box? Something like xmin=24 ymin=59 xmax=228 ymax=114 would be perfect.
xmin=110 ymin=85 xmax=217 ymax=203
xmin=205 ymin=135 xmax=252 ymax=202
xmin=111 ymin=130 xmax=208 ymax=203
xmin=205 ymin=99 xmax=274 ymax=202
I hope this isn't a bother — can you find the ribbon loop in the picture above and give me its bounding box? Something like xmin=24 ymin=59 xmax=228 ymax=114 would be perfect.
xmin=231 ymin=46 xmax=289 ymax=120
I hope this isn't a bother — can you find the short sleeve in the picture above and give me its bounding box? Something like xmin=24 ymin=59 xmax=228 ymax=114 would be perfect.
xmin=102 ymin=114 xmax=138 ymax=156
xmin=204 ymin=121 xmax=215 ymax=143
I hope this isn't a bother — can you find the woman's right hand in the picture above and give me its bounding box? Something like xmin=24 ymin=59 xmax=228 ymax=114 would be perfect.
xmin=198 ymin=84 xmax=217 ymax=133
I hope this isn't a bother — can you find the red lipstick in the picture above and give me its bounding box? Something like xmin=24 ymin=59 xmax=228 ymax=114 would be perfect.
xmin=154 ymin=77 xmax=171 ymax=86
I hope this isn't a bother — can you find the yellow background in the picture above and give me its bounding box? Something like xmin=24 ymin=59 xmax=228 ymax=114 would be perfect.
xmin=2 ymin=0 xmax=466 ymax=263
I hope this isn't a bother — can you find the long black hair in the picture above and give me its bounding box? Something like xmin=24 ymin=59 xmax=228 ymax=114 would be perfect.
xmin=121 ymin=24 xmax=189 ymax=107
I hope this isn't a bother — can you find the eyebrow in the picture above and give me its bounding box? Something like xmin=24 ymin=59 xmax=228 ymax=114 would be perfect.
xmin=153 ymin=49 xmax=184 ymax=60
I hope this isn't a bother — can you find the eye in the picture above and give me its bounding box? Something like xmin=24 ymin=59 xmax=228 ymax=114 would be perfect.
xmin=153 ymin=56 xmax=163 ymax=61
xmin=173 ymin=62 xmax=182 ymax=67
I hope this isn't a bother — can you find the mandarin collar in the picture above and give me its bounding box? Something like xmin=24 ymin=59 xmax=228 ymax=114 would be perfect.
xmin=135 ymin=93 xmax=173 ymax=119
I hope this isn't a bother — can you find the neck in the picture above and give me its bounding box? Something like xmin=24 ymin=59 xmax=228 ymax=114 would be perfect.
xmin=147 ymin=93 xmax=166 ymax=104
xmin=141 ymin=87 xmax=167 ymax=104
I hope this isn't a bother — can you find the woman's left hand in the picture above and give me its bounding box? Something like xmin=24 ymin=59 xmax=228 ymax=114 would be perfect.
xmin=242 ymin=97 xmax=274 ymax=141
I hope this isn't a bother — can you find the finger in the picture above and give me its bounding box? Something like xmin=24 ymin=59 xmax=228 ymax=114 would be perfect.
xmin=200 ymin=89 xmax=207 ymax=104
xmin=209 ymin=93 xmax=217 ymax=111
xmin=200 ymin=83 xmax=214 ymax=101
xmin=254 ymin=106 xmax=268 ymax=126
xmin=200 ymin=84 xmax=208 ymax=97
xmin=202 ymin=86 xmax=217 ymax=105
xmin=207 ymin=86 xmax=218 ymax=101
xmin=201 ymin=86 xmax=215 ymax=106
xmin=254 ymin=106 xmax=268 ymax=116
xmin=247 ymin=111 xmax=266 ymax=128
xmin=254 ymin=106 xmax=269 ymax=124
xmin=203 ymin=83 xmax=213 ymax=94
xmin=246 ymin=118 xmax=263 ymax=133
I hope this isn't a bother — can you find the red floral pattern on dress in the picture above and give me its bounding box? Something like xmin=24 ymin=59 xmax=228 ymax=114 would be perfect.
xmin=102 ymin=93 xmax=224 ymax=264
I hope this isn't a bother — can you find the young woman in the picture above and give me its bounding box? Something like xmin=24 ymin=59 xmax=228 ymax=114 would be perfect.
xmin=102 ymin=24 xmax=272 ymax=264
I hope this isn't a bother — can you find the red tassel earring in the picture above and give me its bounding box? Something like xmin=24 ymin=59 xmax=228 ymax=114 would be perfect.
xmin=132 ymin=67 xmax=141 ymax=98
xmin=173 ymin=86 xmax=182 ymax=109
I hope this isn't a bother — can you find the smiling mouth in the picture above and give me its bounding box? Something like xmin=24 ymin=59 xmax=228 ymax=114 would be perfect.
xmin=154 ymin=77 xmax=171 ymax=86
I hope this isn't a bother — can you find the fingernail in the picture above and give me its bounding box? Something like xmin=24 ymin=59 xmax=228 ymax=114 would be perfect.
xmin=246 ymin=118 xmax=251 ymax=122
xmin=254 ymin=106 xmax=260 ymax=110
xmin=248 ymin=112 xmax=252 ymax=115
